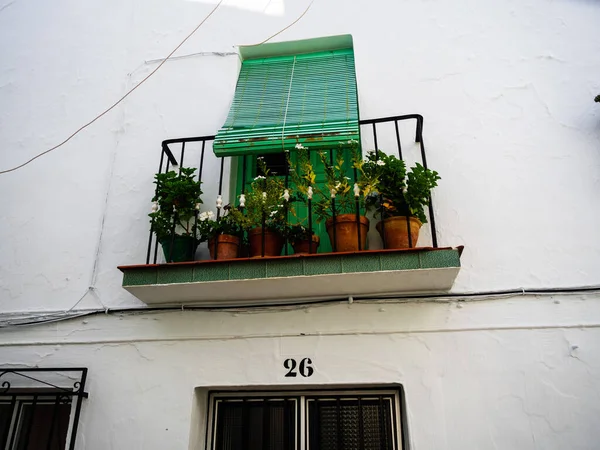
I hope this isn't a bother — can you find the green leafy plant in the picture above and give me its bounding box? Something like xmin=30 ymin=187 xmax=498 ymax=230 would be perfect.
xmin=149 ymin=167 xmax=203 ymax=241
xmin=196 ymin=207 xmax=243 ymax=241
xmin=312 ymin=141 xmax=378 ymax=223
xmin=362 ymin=150 xmax=440 ymax=224
xmin=229 ymin=158 xmax=291 ymax=234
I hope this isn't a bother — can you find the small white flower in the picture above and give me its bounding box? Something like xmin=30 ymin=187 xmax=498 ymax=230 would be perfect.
xmin=295 ymin=143 xmax=307 ymax=150
xmin=254 ymin=175 xmax=266 ymax=181
xmin=347 ymin=139 xmax=358 ymax=145
xmin=345 ymin=176 xmax=351 ymax=180
xmin=151 ymin=202 xmax=159 ymax=213
xmin=402 ymin=186 xmax=408 ymax=194
xmin=216 ymin=195 xmax=223 ymax=209
xmin=239 ymin=194 xmax=246 ymax=207
xmin=270 ymin=210 xmax=277 ymax=217
xmin=307 ymin=186 xmax=313 ymax=200
xmin=207 ymin=211 xmax=215 ymax=220
xmin=199 ymin=212 xmax=208 ymax=221
xmin=195 ymin=203 xmax=201 ymax=211
xmin=353 ymin=183 xmax=360 ymax=197
xmin=376 ymin=160 xmax=385 ymax=166
xmin=335 ymin=182 xmax=342 ymax=189
xmin=283 ymin=189 xmax=290 ymax=202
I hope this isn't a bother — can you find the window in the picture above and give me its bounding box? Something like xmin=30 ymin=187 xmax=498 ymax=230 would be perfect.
xmin=208 ymin=389 xmax=405 ymax=450
xmin=0 ymin=395 xmax=72 ymax=450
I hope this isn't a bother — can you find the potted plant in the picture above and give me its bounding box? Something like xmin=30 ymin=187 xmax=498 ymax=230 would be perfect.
xmin=149 ymin=167 xmax=203 ymax=262
xmin=229 ymin=159 xmax=290 ymax=257
xmin=285 ymin=145 xmax=320 ymax=255
xmin=197 ymin=207 xmax=243 ymax=260
xmin=363 ymin=149 xmax=440 ymax=248
xmin=287 ymin=224 xmax=320 ymax=255
xmin=313 ymin=142 xmax=375 ymax=252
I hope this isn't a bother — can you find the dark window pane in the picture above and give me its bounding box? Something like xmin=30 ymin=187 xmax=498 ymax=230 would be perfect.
xmin=308 ymin=398 xmax=393 ymax=450
xmin=215 ymin=399 xmax=295 ymax=450
xmin=16 ymin=402 xmax=71 ymax=450
xmin=256 ymin=153 xmax=289 ymax=177
xmin=0 ymin=402 xmax=15 ymax=446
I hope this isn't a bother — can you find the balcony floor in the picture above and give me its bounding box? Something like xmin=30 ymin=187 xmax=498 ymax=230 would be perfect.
xmin=118 ymin=247 xmax=462 ymax=307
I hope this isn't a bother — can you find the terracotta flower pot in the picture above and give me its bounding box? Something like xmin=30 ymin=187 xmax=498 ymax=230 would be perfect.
xmin=208 ymin=234 xmax=240 ymax=260
xmin=325 ymin=214 xmax=369 ymax=252
xmin=248 ymin=228 xmax=284 ymax=257
xmin=292 ymin=235 xmax=320 ymax=255
xmin=376 ymin=216 xmax=422 ymax=249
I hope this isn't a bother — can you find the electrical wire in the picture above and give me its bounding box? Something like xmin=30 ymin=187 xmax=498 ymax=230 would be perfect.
xmin=0 ymin=0 xmax=223 ymax=175
xmin=1 ymin=284 xmax=600 ymax=329
xmin=0 ymin=0 xmax=316 ymax=175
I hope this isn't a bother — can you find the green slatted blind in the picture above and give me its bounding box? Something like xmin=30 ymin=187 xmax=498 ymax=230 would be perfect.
xmin=213 ymin=48 xmax=359 ymax=156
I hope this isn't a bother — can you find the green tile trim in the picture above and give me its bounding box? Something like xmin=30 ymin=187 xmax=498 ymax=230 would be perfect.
xmin=122 ymin=268 xmax=158 ymax=286
xmin=121 ymin=249 xmax=461 ymax=286
xmin=157 ymin=266 xmax=193 ymax=284
xmin=267 ymin=259 xmax=304 ymax=278
xmin=419 ymin=249 xmax=461 ymax=269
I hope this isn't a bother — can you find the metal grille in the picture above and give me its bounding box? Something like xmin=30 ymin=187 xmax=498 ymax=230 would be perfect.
xmin=308 ymin=398 xmax=393 ymax=450
xmin=215 ymin=399 xmax=296 ymax=450
xmin=0 ymin=369 xmax=88 ymax=450
xmin=211 ymin=391 xmax=400 ymax=450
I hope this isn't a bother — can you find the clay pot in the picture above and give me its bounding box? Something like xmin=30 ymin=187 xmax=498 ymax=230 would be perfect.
xmin=376 ymin=216 xmax=422 ymax=249
xmin=292 ymin=235 xmax=320 ymax=255
xmin=208 ymin=234 xmax=240 ymax=260
xmin=325 ymin=214 xmax=369 ymax=252
xmin=248 ymin=228 xmax=284 ymax=257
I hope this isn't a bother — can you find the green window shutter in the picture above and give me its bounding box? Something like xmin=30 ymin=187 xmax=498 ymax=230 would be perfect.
xmin=214 ymin=48 xmax=359 ymax=156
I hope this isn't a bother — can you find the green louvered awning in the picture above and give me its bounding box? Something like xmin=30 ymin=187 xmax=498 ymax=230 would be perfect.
xmin=213 ymin=48 xmax=359 ymax=156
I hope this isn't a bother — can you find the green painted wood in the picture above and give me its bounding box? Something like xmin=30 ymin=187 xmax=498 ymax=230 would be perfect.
xmin=214 ymin=49 xmax=359 ymax=156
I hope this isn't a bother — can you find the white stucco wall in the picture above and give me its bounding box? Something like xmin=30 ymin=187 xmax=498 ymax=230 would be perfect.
xmin=1 ymin=0 xmax=600 ymax=448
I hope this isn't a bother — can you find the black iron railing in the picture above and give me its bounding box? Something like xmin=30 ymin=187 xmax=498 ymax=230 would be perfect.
xmin=147 ymin=114 xmax=438 ymax=264
xmin=0 ymin=368 xmax=88 ymax=450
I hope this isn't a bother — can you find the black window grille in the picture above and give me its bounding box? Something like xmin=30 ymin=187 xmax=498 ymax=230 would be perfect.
xmin=0 ymin=369 xmax=88 ymax=450
xmin=210 ymin=390 xmax=403 ymax=450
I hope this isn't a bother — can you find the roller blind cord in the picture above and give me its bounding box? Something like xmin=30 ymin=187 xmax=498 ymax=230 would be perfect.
xmin=280 ymin=56 xmax=297 ymax=151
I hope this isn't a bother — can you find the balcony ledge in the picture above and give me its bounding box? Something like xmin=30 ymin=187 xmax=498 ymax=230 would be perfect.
xmin=118 ymin=247 xmax=462 ymax=307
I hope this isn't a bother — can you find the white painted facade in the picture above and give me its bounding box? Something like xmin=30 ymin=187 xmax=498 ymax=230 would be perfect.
xmin=0 ymin=0 xmax=600 ymax=448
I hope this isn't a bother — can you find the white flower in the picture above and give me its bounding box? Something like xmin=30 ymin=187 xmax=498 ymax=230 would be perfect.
xmin=345 ymin=176 xmax=351 ymax=180
xmin=151 ymin=202 xmax=159 ymax=213
xmin=270 ymin=210 xmax=277 ymax=217
xmin=199 ymin=212 xmax=208 ymax=221
xmin=239 ymin=194 xmax=246 ymax=207
xmin=207 ymin=211 xmax=215 ymax=220
xmin=254 ymin=175 xmax=266 ymax=181
xmin=376 ymin=160 xmax=385 ymax=166
xmin=295 ymin=143 xmax=307 ymax=150
xmin=195 ymin=203 xmax=201 ymax=211
xmin=216 ymin=195 xmax=223 ymax=209
xmin=335 ymin=182 xmax=342 ymax=189
xmin=347 ymin=139 xmax=358 ymax=145
xmin=283 ymin=189 xmax=290 ymax=202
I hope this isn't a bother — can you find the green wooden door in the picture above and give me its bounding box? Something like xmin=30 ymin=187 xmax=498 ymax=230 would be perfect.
xmin=234 ymin=150 xmax=356 ymax=254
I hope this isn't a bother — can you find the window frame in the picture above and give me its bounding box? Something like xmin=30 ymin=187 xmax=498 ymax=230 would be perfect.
xmin=206 ymin=387 xmax=406 ymax=450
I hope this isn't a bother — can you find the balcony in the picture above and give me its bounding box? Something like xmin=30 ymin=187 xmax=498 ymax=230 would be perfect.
xmin=118 ymin=115 xmax=462 ymax=307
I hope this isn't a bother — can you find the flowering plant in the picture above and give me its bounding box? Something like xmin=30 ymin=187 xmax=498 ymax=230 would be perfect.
xmin=196 ymin=207 xmax=243 ymax=241
xmin=228 ymin=159 xmax=291 ymax=234
xmin=362 ymin=149 xmax=440 ymax=223
xmin=149 ymin=167 xmax=202 ymax=241
xmin=312 ymin=141 xmax=378 ymax=223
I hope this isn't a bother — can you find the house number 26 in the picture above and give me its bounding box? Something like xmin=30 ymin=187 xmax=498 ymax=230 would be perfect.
xmin=283 ymin=358 xmax=314 ymax=377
